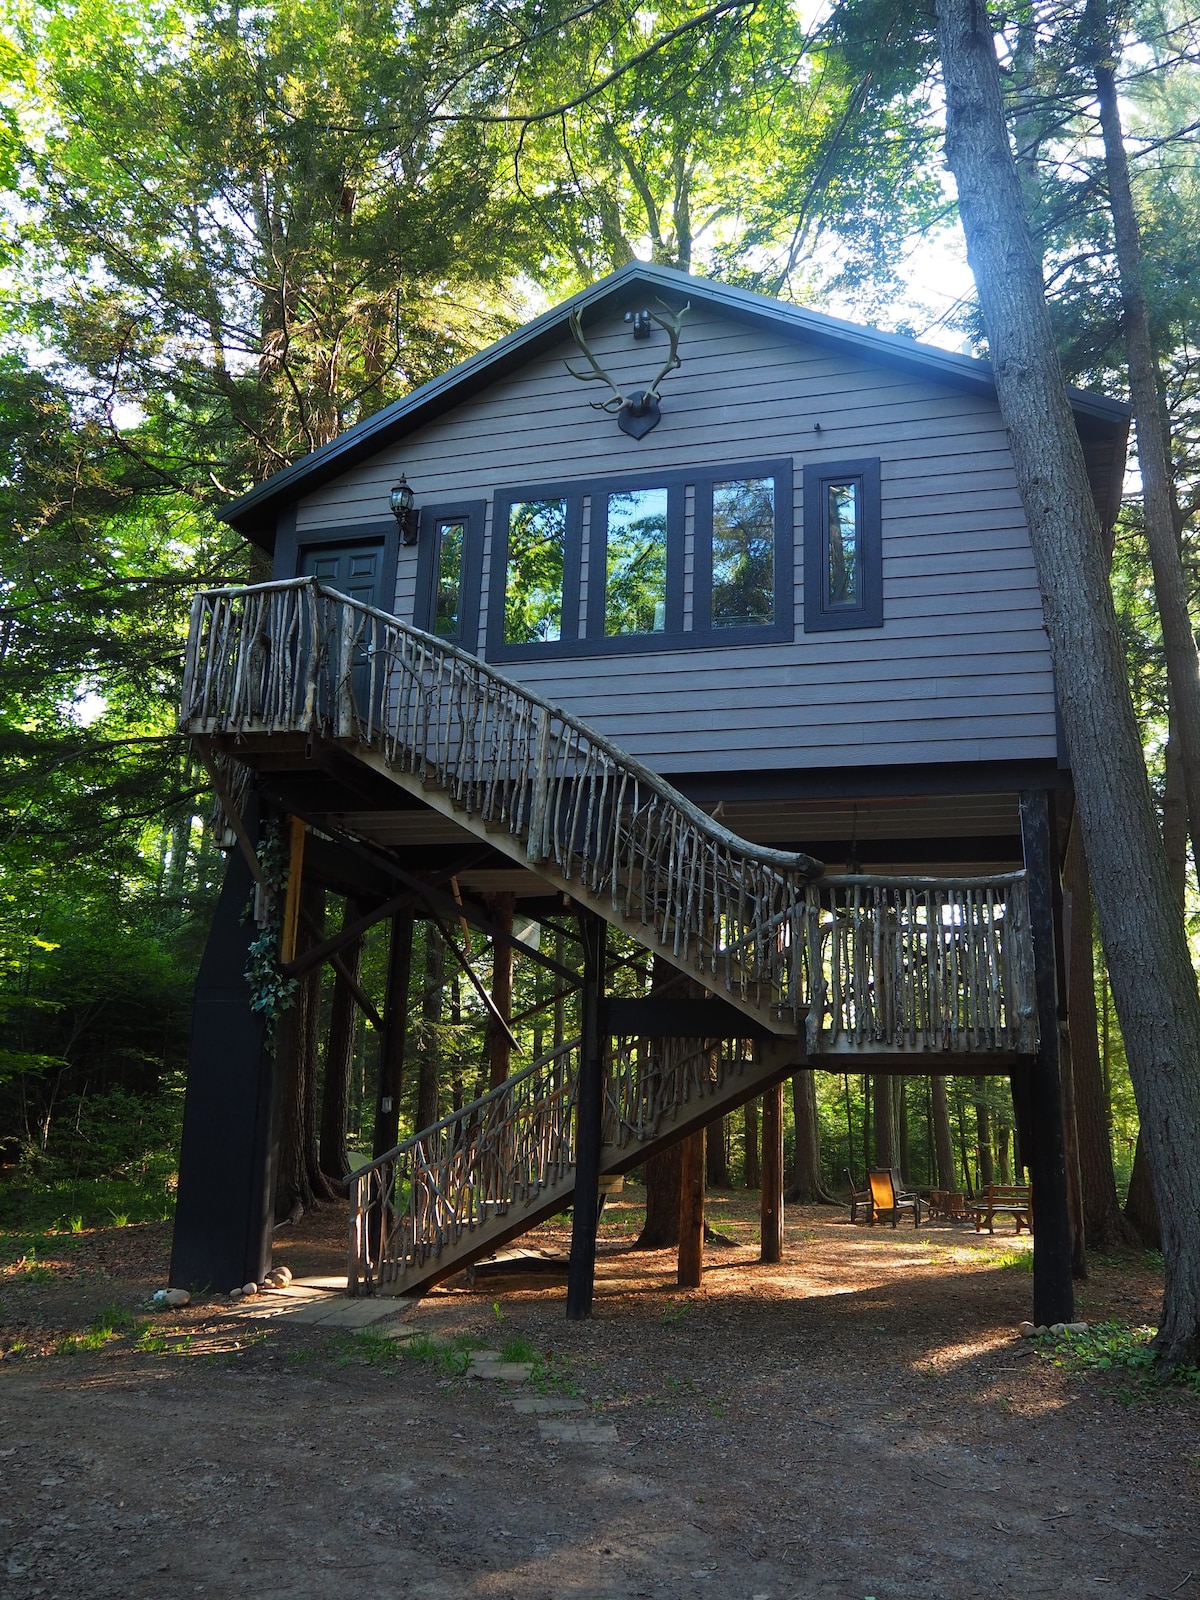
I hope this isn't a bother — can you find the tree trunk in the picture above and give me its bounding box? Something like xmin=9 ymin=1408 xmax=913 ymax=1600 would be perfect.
xmin=895 ymin=1076 xmax=910 ymax=1184
xmin=1065 ymin=828 xmax=1136 ymax=1251
xmin=1089 ymin=22 xmax=1200 ymax=892
xmin=415 ymin=922 xmax=444 ymax=1133
xmin=975 ymin=1096 xmax=994 ymax=1188
xmin=931 ymin=1076 xmax=956 ymax=1190
xmin=487 ymin=893 xmax=515 ymax=1089
xmin=1125 ymin=1129 xmax=1162 ymax=1250
xmin=760 ymin=1081 xmax=783 ymax=1263
xmin=936 ymin=0 xmax=1200 ymax=1365
xmin=318 ymin=897 xmax=366 ymax=1184
xmin=706 ymin=1111 xmax=730 ymax=1187
xmin=743 ymin=1096 xmax=760 ymax=1189
xmin=638 ymin=1141 xmax=683 ymax=1247
xmin=374 ymin=911 xmax=414 ymax=1158
xmin=872 ymin=1073 xmax=897 ymax=1169
xmin=786 ymin=1070 xmax=834 ymax=1203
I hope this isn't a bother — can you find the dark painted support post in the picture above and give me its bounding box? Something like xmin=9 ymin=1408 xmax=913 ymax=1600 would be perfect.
xmin=1019 ymin=790 xmax=1075 ymax=1326
xmin=373 ymin=911 xmax=414 ymax=1159
xmin=567 ymin=913 xmax=606 ymax=1320
xmin=760 ymin=1080 xmax=784 ymax=1263
xmin=678 ymin=1130 xmax=706 ymax=1287
xmin=170 ymin=807 xmax=274 ymax=1293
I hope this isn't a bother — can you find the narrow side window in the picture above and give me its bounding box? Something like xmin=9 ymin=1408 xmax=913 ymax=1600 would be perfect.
xmin=433 ymin=519 xmax=465 ymax=638
xmin=414 ymin=500 xmax=485 ymax=651
xmin=803 ymin=458 xmax=882 ymax=631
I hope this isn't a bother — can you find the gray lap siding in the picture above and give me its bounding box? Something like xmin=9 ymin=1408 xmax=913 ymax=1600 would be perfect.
xmin=291 ymin=304 xmax=1058 ymax=775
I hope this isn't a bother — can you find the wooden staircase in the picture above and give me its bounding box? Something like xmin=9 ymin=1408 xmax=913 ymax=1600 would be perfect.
xmin=181 ymin=577 xmax=1040 ymax=1294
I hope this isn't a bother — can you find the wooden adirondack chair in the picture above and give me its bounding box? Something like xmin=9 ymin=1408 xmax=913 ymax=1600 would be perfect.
xmin=868 ymin=1168 xmax=922 ymax=1228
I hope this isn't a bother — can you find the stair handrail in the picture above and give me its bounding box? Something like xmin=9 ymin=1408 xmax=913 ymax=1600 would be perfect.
xmin=183 ymin=578 xmax=824 ymax=878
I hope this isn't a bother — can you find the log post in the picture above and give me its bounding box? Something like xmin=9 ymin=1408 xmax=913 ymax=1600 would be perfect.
xmin=677 ymin=1129 xmax=705 ymax=1288
xmin=1019 ymin=789 xmax=1075 ymax=1326
xmin=374 ymin=911 xmax=414 ymax=1158
xmin=567 ymin=913 xmax=606 ymax=1320
xmin=170 ymin=797 xmax=274 ymax=1292
xmin=760 ymin=1079 xmax=784 ymax=1263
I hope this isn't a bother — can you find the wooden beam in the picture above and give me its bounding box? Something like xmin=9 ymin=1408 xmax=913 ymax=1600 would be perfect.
xmin=282 ymin=888 xmax=419 ymax=980
xmin=606 ymin=995 xmax=774 ymax=1040
xmin=427 ymin=910 xmax=521 ymax=1058
xmin=1019 ymin=790 xmax=1075 ymax=1326
xmin=278 ymin=816 xmax=306 ymax=965
xmin=566 ymin=914 xmax=606 ymax=1321
xmin=195 ymin=742 xmax=265 ymax=888
xmin=677 ymin=1129 xmax=705 ymax=1289
xmin=300 ymin=906 xmax=383 ymax=1031
xmin=760 ymin=1080 xmax=784 ymax=1263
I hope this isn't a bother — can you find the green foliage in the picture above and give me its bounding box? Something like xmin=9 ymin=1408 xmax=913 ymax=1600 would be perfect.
xmin=1038 ymin=1320 xmax=1200 ymax=1394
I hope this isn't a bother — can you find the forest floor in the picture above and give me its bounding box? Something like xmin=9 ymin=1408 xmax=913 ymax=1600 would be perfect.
xmin=1 ymin=1189 xmax=1197 ymax=1600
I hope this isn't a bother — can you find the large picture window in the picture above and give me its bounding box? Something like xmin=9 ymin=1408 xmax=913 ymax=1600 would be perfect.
xmin=487 ymin=460 xmax=791 ymax=660
xmin=802 ymin=458 xmax=882 ymax=631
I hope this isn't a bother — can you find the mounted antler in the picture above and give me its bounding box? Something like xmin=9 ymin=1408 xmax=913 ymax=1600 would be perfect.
xmin=564 ymin=300 xmax=691 ymax=439
xmin=565 ymin=307 xmax=628 ymax=412
xmin=642 ymin=302 xmax=689 ymax=399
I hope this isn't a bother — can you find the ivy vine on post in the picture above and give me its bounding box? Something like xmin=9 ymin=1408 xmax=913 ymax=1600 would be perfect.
xmin=243 ymin=820 xmax=298 ymax=1039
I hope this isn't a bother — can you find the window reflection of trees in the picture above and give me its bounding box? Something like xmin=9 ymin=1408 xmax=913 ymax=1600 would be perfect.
xmin=434 ymin=520 xmax=464 ymax=637
xmin=711 ymin=477 xmax=774 ymax=628
xmin=826 ymin=483 xmax=859 ymax=608
xmin=504 ymin=499 xmax=567 ymax=643
xmin=605 ymin=488 xmax=668 ymax=636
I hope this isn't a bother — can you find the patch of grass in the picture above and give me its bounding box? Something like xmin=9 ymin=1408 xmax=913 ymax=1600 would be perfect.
xmin=995 ymin=1247 xmax=1034 ymax=1273
xmin=660 ymin=1297 xmax=688 ymax=1325
xmin=134 ymin=1323 xmax=191 ymax=1356
xmin=55 ymin=1303 xmax=140 ymax=1357
xmin=1038 ymin=1321 xmax=1200 ymax=1395
xmin=6 ymin=1251 xmax=55 ymax=1283
xmin=501 ymin=1333 xmax=536 ymax=1364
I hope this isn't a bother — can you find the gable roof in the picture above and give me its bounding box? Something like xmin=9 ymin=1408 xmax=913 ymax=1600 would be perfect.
xmin=221 ymin=260 xmax=1131 ymax=548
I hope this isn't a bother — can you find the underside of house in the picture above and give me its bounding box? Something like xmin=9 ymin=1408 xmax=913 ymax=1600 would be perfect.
xmin=168 ymin=263 xmax=1130 ymax=1325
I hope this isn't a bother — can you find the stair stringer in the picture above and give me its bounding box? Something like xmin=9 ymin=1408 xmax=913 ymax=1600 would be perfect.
xmin=370 ymin=1038 xmax=802 ymax=1297
xmin=337 ymin=736 xmax=797 ymax=1040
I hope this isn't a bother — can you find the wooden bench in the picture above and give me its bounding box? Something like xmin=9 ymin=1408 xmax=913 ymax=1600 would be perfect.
xmin=968 ymin=1183 xmax=1032 ymax=1234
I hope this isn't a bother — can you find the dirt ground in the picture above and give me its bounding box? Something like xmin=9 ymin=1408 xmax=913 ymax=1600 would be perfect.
xmin=1 ymin=1190 xmax=1196 ymax=1600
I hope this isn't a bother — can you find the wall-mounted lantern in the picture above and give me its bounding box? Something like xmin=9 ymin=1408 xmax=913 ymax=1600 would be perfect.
xmin=390 ymin=475 xmax=419 ymax=544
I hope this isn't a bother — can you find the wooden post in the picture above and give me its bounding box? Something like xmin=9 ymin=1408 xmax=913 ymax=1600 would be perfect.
xmin=677 ymin=1129 xmax=705 ymax=1288
xmin=487 ymin=892 xmax=515 ymax=1088
xmin=278 ymin=815 xmax=306 ymax=965
xmin=567 ymin=914 xmax=605 ymax=1320
xmin=373 ymin=911 xmax=414 ymax=1159
xmin=1019 ymin=790 xmax=1075 ymax=1326
xmin=170 ymin=796 xmax=274 ymax=1293
xmin=760 ymin=1079 xmax=784 ymax=1263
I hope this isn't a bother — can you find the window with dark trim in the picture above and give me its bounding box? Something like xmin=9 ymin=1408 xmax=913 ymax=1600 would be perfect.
xmin=487 ymin=460 xmax=791 ymax=661
xmin=414 ymin=500 xmax=485 ymax=649
xmin=802 ymin=458 xmax=882 ymax=631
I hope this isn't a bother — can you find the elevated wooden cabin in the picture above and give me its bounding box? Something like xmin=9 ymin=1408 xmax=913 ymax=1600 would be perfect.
xmin=170 ymin=263 xmax=1129 ymax=1319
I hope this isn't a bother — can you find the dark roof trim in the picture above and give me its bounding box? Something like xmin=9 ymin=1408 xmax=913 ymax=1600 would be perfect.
xmin=221 ymin=261 xmax=1131 ymax=546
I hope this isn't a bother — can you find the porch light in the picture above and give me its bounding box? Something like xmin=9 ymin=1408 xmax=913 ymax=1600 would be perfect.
xmin=390 ymin=475 xmax=419 ymax=544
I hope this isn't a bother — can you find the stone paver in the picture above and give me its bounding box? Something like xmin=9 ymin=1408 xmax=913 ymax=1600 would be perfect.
xmin=467 ymin=1357 xmax=534 ymax=1381
xmin=239 ymin=1292 xmax=418 ymax=1328
xmin=537 ymin=1419 xmax=619 ymax=1444
xmin=510 ymin=1396 xmax=586 ymax=1414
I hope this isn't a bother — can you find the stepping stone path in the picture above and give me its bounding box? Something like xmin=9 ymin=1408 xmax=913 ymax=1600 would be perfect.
xmin=227 ymin=1282 xmax=617 ymax=1445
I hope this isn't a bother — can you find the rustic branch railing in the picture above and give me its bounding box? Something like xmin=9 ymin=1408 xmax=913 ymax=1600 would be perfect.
xmin=350 ymin=1030 xmax=741 ymax=1293
xmin=182 ymin=581 xmax=1037 ymax=1054
xmin=805 ymin=875 xmax=1037 ymax=1055
xmin=183 ymin=578 xmax=822 ymax=1024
